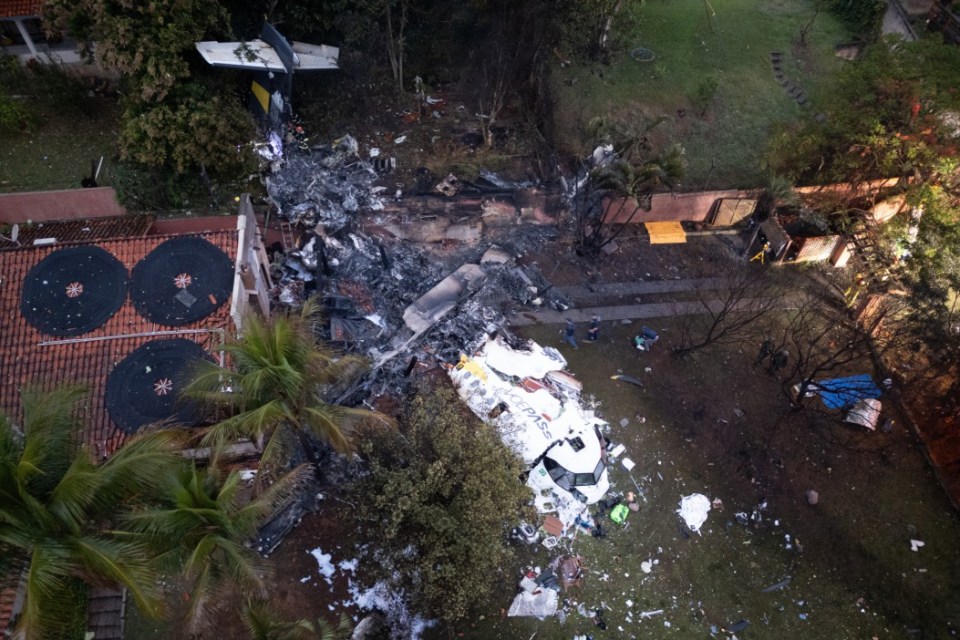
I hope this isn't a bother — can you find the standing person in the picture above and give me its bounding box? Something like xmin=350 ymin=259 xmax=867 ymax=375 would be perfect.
xmin=768 ymin=349 xmax=789 ymax=376
xmin=587 ymin=315 xmax=600 ymax=342
xmin=563 ymin=318 xmax=579 ymax=350
xmin=755 ymin=338 xmax=775 ymax=366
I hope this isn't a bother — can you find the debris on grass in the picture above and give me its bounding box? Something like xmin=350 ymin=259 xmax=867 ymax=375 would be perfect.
xmin=677 ymin=494 xmax=712 ymax=534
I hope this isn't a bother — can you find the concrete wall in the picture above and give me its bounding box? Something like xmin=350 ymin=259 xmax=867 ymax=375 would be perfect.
xmin=0 ymin=187 xmax=125 ymax=223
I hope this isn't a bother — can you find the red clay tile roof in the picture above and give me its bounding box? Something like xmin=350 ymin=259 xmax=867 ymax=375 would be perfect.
xmin=0 ymin=565 xmax=23 ymax=635
xmin=2 ymin=217 xmax=153 ymax=248
xmin=0 ymin=0 xmax=42 ymax=18
xmin=0 ymin=231 xmax=237 ymax=457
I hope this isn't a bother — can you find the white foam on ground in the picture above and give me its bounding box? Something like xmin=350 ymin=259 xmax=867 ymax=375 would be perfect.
xmin=347 ymin=579 xmax=436 ymax=639
xmin=309 ymin=547 xmax=336 ymax=583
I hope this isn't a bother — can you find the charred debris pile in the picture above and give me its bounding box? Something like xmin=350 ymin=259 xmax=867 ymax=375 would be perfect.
xmin=261 ymin=136 xmax=568 ymax=405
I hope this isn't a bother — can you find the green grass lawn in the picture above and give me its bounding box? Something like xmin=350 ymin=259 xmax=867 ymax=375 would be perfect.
xmin=446 ymin=319 xmax=960 ymax=639
xmin=0 ymin=98 xmax=119 ymax=193
xmin=552 ymin=0 xmax=851 ymax=189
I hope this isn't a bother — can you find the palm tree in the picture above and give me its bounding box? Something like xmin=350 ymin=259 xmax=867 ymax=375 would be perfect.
xmin=124 ymin=463 xmax=310 ymax=636
xmin=581 ymin=144 xmax=685 ymax=253
xmin=0 ymin=387 xmax=181 ymax=640
xmin=183 ymin=299 xmax=390 ymax=475
xmin=242 ymin=600 xmax=352 ymax=640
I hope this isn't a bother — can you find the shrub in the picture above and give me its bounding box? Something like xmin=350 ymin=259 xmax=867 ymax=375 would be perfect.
xmin=826 ymin=0 xmax=886 ymax=38
xmin=0 ymin=91 xmax=33 ymax=132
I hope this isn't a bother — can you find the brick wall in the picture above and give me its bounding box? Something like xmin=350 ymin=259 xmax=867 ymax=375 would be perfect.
xmin=0 ymin=187 xmax=125 ymax=223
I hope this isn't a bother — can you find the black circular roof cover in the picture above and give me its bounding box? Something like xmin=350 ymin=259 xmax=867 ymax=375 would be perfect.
xmin=20 ymin=246 xmax=128 ymax=337
xmin=105 ymin=338 xmax=213 ymax=434
xmin=131 ymin=236 xmax=233 ymax=326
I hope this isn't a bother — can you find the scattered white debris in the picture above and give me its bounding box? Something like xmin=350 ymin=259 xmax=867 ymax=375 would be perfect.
xmin=622 ymin=458 xmax=636 ymax=471
xmin=640 ymin=609 xmax=664 ymax=619
xmin=239 ymin=469 xmax=257 ymax=481
xmin=677 ymin=494 xmax=712 ymax=534
xmin=394 ymin=135 xmax=407 ymax=144
xmin=299 ymin=575 xmax=311 ymax=583
xmin=640 ymin=560 xmax=653 ymax=574
xmin=349 ymin=580 xmax=436 ymax=639
xmin=309 ymin=548 xmax=336 ymax=582
xmin=608 ymin=444 xmax=626 ymax=458
xmin=369 ymin=147 xmax=381 ymax=157
xmin=338 ymin=558 xmax=359 ymax=572
xmin=910 ymin=539 xmax=925 ymax=552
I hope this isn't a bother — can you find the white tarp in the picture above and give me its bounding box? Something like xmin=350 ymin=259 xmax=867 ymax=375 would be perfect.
xmin=678 ymin=494 xmax=711 ymax=534
xmin=507 ymin=588 xmax=558 ymax=619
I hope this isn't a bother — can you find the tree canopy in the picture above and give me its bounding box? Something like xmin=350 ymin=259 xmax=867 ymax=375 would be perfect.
xmin=0 ymin=387 xmax=181 ymax=639
xmin=768 ymin=36 xmax=960 ymax=359
xmin=351 ymin=383 xmax=532 ymax=628
xmin=125 ymin=463 xmax=310 ymax=635
xmin=184 ymin=300 xmax=391 ymax=477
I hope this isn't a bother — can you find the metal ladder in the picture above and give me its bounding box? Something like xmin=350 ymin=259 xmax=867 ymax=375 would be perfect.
xmin=279 ymin=221 xmax=296 ymax=252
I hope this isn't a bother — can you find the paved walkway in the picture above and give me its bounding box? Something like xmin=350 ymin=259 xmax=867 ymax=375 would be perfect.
xmin=508 ymin=298 xmax=778 ymax=326
xmin=508 ymin=276 xmax=797 ymax=326
xmin=883 ymin=0 xmax=918 ymax=40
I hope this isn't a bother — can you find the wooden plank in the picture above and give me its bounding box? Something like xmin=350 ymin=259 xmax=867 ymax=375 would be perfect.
xmin=645 ymin=221 xmax=687 ymax=244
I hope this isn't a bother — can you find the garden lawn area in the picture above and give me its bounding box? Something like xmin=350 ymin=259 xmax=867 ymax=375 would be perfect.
xmin=449 ymin=319 xmax=960 ymax=639
xmin=551 ymin=0 xmax=851 ymax=189
xmin=0 ymin=99 xmax=119 ymax=193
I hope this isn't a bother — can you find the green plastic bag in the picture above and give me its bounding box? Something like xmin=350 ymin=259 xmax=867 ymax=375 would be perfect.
xmin=610 ymin=504 xmax=629 ymax=524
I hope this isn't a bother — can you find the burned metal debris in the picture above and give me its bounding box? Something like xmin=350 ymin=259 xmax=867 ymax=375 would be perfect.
xmin=266 ymin=216 xmax=572 ymax=414
xmin=265 ymin=135 xmax=385 ymax=231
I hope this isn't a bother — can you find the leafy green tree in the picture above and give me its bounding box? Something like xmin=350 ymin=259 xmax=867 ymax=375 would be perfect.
xmin=43 ymin=0 xmax=255 ymax=177
xmin=184 ymin=299 xmax=391 ymax=477
xmin=0 ymin=387 xmax=180 ymax=640
xmin=351 ymin=383 xmax=532 ymax=627
xmin=43 ymin=0 xmax=230 ymax=102
xmin=118 ymin=85 xmax=256 ymax=175
xmin=768 ymin=37 xmax=960 ymax=189
xmin=124 ymin=464 xmax=309 ymax=635
xmin=551 ymin=0 xmax=639 ymax=60
xmin=768 ymin=37 xmax=960 ymax=360
xmin=899 ymin=185 xmax=960 ymax=359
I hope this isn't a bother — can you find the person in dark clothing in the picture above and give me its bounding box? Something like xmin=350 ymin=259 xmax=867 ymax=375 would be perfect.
xmin=562 ymin=318 xmax=579 ymax=349
xmin=755 ymin=338 xmax=775 ymax=365
xmin=768 ymin=349 xmax=789 ymax=375
xmin=587 ymin=315 xmax=600 ymax=341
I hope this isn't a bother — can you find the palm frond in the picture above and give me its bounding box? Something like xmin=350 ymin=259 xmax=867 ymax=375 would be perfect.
xmin=47 ymin=453 xmax=103 ymax=534
xmin=17 ymin=386 xmax=87 ymax=494
xmin=233 ymin=464 xmax=312 ymax=533
xmin=219 ymin=539 xmax=266 ymax=595
xmin=300 ymin=405 xmax=350 ymax=454
xmin=70 ymin=536 xmax=160 ymax=615
xmin=182 ymin=560 xmax=218 ymax=637
xmin=95 ymin=428 xmax=182 ymax=508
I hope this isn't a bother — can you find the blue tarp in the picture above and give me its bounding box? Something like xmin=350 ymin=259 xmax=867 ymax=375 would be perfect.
xmin=813 ymin=375 xmax=882 ymax=410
